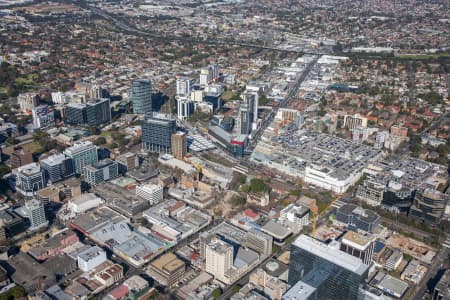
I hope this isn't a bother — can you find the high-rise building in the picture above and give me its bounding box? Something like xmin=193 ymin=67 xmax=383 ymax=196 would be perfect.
xmin=17 ymin=93 xmax=39 ymax=113
xmin=131 ymin=79 xmax=152 ymax=114
xmin=244 ymin=92 xmax=258 ymax=123
xmin=66 ymin=98 xmax=111 ymax=126
xmin=171 ymin=132 xmax=187 ymax=160
xmin=205 ymin=239 xmax=234 ymax=283
xmin=239 ymin=102 xmax=251 ymax=135
xmin=176 ymin=76 xmax=194 ymax=97
xmin=40 ymin=153 xmax=74 ymax=183
xmin=142 ymin=113 xmax=176 ymax=153
xmin=32 ymin=105 xmax=54 ymax=130
xmin=433 ymin=269 xmax=450 ymax=300
xmin=340 ymin=231 xmax=375 ymax=265
xmin=200 ymin=64 xmax=220 ymax=86
xmin=11 ymin=163 xmax=46 ymax=196
xmin=374 ymin=131 xmax=389 ymax=149
xmin=25 ymin=199 xmax=48 ymax=230
xmin=410 ymin=189 xmax=449 ymax=224
xmin=286 ymin=235 xmax=369 ymax=300
xmin=176 ymin=98 xmax=195 ymax=120
xmin=63 ymin=141 xmax=98 ymax=174
xmin=83 ymin=159 xmax=118 ymax=186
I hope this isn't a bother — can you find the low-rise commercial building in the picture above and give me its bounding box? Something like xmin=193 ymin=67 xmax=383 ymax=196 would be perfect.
xmin=147 ymin=253 xmax=185 ymax=286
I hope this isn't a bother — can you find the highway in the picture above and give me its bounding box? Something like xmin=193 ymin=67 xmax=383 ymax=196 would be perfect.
xmin=62 ymin=0 xmax=326 ymax=55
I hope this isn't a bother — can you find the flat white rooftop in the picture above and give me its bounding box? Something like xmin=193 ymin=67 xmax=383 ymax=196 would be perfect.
xmin=293 ymin=235 xmax=369 ymax=275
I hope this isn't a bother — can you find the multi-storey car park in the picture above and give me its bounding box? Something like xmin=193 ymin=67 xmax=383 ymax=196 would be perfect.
xmin=251 ymin=127 xmax=382 ymax=194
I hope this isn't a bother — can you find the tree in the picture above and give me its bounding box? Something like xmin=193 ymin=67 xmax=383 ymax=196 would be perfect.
xmin=94 ymin=136 xmax=107 ymax=146
xmin=250 ymin=178 xmax=269 ymax=193
xmin=211 ymin=288 xmax=222 ymax=299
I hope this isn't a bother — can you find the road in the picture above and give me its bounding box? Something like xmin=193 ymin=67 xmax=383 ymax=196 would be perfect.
xmin=62 ymin=0 xmax=327 ymax=56
xmin=412 ymin=247 xmax=448 ymax=300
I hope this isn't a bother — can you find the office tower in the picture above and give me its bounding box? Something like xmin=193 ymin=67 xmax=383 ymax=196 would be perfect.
xmin=86 ymin=83 xmax=108 ymax=100
xmin=40 ymin=153 xmax=74 ymax=184
xmin=11 ymin=163 xmax=46 ymax=196
xmin=176 ymin=76 xmax=194 ymax=97
xmin=131 ymin=79 xmax=152 ymax=114
xmin=66 ymin=98 xmax=111 ymax=126
xmin=17 ymin=93 xmax=39 ymax=113
xmin=176 ymin=98 xmax=195 ymax=120
xmin=142 ymin=113 xmax=176 ymax=153
xmin=239 ymin=102 xmax=251 ymax=135
xmin=83 ymin=159 xmax=118 ymax=186
xmin=32 ymin=105 xmax=54 ymax=130
xmin=25 ymin=199 xmax=48 ymax=230
xmin=204 ymin=93 xmax=222 ymax=112
xmin=10 ymin=146 xmax=33 ymax=169
xmin=286 ymin=235 xmax=369 ymax=300
xmin=374 ymin=131 xmax=389 ymax=149
xmin=410 ymin=189 xmax=449 ymax=224
xmin=63 ymin=141 xmax=98 ymax=174
xmin=340 ymin=231 xmax=374 ymax=265
xmin=205 ymin=239 xmax=234 ymax=283
xmin=243 ymin=228 xmax=273 ymax=256
xmin=200 ymin=64 xmax=220 ymax=86
xmin=244 ymin=92 xmax=258 ymax=123
xmin=171 ymin=131 xmax=187 ymax=160
xmin=136 ymin=183 xmax=163 ymax=205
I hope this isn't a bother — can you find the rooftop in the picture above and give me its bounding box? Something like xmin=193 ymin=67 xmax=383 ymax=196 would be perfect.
xmin=150 ymin=252 xmax=185 ymax=273
xmin=293 ymin=235 xmax=369 ymax=275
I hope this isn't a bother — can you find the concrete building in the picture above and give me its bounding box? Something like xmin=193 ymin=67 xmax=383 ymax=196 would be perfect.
xmin=433 ymin=269 xmax=450 ymax=300
xmin=136 ymin=183 xmax=163 ymax=205
xmin=176 ymin=98 xmax=195 ymax=120
xmin=171 ymin=131 xmax=187 ymax=160
xmin=340 ymin=231 xmax=375 ymax=265
xmin=343 ymin=114 xmax=368 ymax=129
xmin=40 ymin=153 xmax=74 ymax=184
xmin=17 ymin=93 xmax=39 ymax=113
xmin=66 ymin=98 xmax=111 ymax=126
xmin=32 ymin=105 xmax=54 ymax=130
xmin=63 ymin=141 xmax=98 ymax=174
xmin=280 ymin=203 xmax=310 ymax=226
xmin=148 ymin=253 xmax=185 ymax=286
xmin=68 ymin=193 xmax=103 ymax=214
xmin=77 ymin=246 xmax=107 ymax=272
xmin=131 ymin=79 xmax=152 ymax=114
xmin=83 ymin=159 xmax=118 ymax=186
xmin=25 ymin=199 xmax=48 ymax=230
xmin=410 ymin=189 xmax=449 ymax=224
xmin=9 ymin=146 xmax=33 ymax=169
xmin=176 ymin=76 xmax=194 ymax=97
xmin=142 ymin=113 xmax=176 ymax=153
xmin=385 ymin=249 xmax=403 ymax=271
xmin=243 ymin=228 xmax=273 ymax=256
xmin=116 ymin=152 xmax=139 ymax=173
xmin=11 ymin=162 xmax=45 ymax=196
xmin=336 ymin=204 xmax=380 ymax=233
xmin=286 ymin=235 xmax=369 ymax=300
xmin=205 ymin=239 xmax=234 ymax=284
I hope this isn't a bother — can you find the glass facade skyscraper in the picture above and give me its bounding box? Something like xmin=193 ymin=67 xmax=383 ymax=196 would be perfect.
xmin=131 ymin=79 xmax=152 ymax=114
xmin=142 ymin=113 xmax=176 ymax=153
xmin=285 ymin=235 xmax=369 ymax=300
